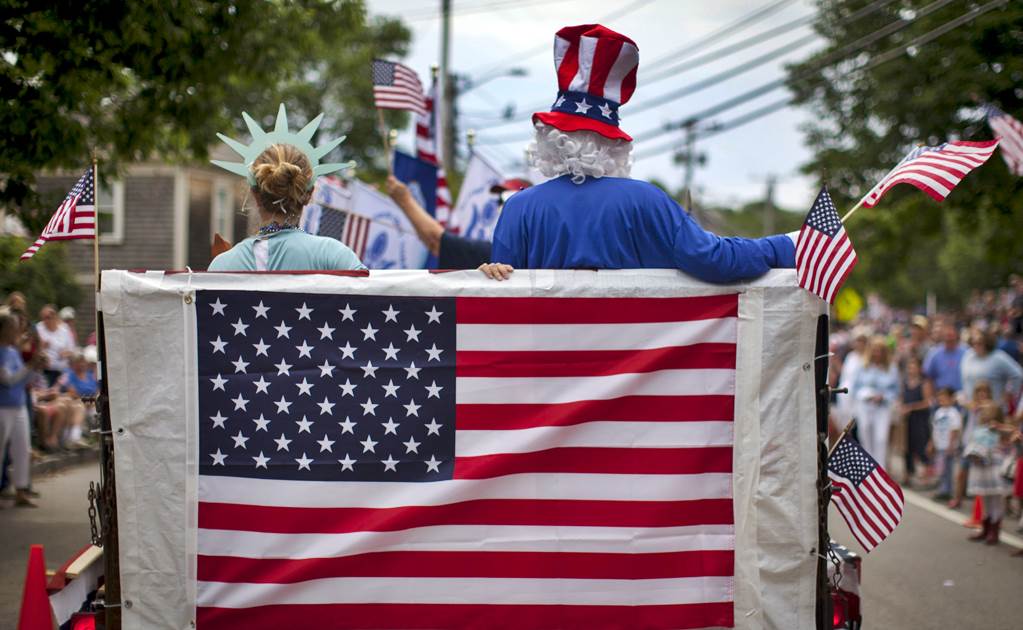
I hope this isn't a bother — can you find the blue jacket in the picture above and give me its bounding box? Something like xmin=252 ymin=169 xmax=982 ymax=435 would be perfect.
xmin=491 ymin=176 xmax=795 ymax=283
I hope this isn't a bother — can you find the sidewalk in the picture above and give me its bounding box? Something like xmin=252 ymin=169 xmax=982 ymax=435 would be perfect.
xmin=31 ymin=444 xmax=99 ymax=478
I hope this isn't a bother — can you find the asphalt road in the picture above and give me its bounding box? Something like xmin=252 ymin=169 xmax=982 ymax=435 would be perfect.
xmin=830 ymin=490 xmax=1021 ymax=630
xmin=2 ymin=463 xmax=1020 ymax=628
xmin=0 ymin=462 xmax=99 ymax=623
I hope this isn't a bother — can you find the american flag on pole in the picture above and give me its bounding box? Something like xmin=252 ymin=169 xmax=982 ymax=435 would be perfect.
xmin=828 ymin=436 xmax=904 ymax=552
xmin=985 ymin=104 xmax=1023 ymax=176
xmin=416 ymin=74 xmax=452 ymax=226
xmin=796 ymin=187 xmax=856 ymax=304
xmin=372 ymin=59 xmax=427 ymax=116
xmin=860 ymin=139 xmax=1000 ymax=208
xmin=194 ymin=290 xmax=738 ymax=629
xmin=21 ymin=167 xmax=96 ymax=260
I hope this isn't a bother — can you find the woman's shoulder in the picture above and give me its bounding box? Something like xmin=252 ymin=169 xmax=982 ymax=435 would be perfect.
xmin=297 ymin=232 xmax=366 ymax=270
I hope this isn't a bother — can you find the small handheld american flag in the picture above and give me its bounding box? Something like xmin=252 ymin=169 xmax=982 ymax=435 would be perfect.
xmin=21 ymin=167 xmax=97 ymax=261
xmin=795 ymin=187 xmax=856 ymax=304
xmin=860 ymin=139 xmax=1000 ymax=208
xmin=828 ymin=436 xmax=904 ymax=552
xmin=985 ymin=104 xmax=1023 ymax=176
xmin=372 ymin=59 xmax=426 ymax=116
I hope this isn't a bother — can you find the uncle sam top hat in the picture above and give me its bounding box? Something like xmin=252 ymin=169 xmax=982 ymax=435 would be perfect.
xmin=533 ymin=24 xmax=639 ymax=142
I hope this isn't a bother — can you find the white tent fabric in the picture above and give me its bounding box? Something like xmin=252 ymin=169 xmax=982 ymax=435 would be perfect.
xmin=100 ymin=268 xmax=823 ymax=630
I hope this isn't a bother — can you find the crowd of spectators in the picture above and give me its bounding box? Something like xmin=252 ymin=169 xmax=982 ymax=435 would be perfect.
xmin=829 ymin=275 xmax=1023 ymax=553
xmin=0 ymin=292 xmax=98 ymax=508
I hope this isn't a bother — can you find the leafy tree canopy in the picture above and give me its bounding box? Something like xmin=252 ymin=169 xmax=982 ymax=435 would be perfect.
xmin=788 ymin=0 xmax=1023 ymax=308
xmin=0 ymin=235 xmax=80 ymax=315
xmin=1 ymin=1 xmax=410 ymax=231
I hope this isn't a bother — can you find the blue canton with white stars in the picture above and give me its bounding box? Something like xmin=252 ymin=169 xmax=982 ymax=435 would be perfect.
xmin=197 ymin=291 xmax=455 ymax=482
xmin=804 ymin=188 xmax=842 ymax=237
xmin=828 ymin=438 xmax=877 ymax=486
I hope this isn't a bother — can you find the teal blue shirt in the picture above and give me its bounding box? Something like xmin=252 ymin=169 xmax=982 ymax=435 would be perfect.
xmin=207 ymin=230 xmax=366 ymax=272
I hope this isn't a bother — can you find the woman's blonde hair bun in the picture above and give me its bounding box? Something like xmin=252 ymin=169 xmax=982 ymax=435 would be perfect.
xmin=251 ymin=144 xmax=313 ymax=216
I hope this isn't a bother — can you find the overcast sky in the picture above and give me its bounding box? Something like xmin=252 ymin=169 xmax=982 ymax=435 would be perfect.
xmin=367 ymin=0 xmax=823 ymax=212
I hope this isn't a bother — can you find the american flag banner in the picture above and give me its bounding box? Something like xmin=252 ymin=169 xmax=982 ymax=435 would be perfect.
xmin=195 ymin=290 xmax=737 ymax=628
xmin=416 ymin=75 xmax=452 ymax=226
xmin=796 ymin=187 xmax=856 ymax=304
xmin=985 ymin=104 xmax=1023 ymax=176
xmin=372 ymin=59 xmax=427 ymax=116
xmin=828 ymin=437 xmax=904 ymax=553
xmin=21 ymin=167 xmax=96 ymax=260
xmin=100 ymin=270 xmax=822 ymax=630
xmin=859 ymin=139 xmax=1000 ymax=208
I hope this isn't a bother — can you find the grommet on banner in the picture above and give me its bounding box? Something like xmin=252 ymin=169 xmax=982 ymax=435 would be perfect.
xmin=183 ymin=266 xmax=195 ymax=304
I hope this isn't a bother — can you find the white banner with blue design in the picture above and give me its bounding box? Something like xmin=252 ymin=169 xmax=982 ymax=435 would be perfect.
xmin=448 ymin=152 xmax=504 ymax=240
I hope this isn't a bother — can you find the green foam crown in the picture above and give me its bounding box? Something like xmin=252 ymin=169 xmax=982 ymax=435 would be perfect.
xmin=211 ymin=103 xmax=355 ymax=188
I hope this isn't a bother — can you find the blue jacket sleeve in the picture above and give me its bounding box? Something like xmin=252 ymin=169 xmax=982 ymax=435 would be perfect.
xmin=656 ymin=193 xmax=795 ymax=283
xmin=490 ymin=201 xmax=525 ymax=267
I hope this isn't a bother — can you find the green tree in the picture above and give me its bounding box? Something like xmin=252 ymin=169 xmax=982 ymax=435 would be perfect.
xmin=787 ymin=1 xmax=1023 ymax=308
xmin=1 ymin=1 xmax=410 ymax=232
xmin=0 ymin=235 xmax=81 ymax=313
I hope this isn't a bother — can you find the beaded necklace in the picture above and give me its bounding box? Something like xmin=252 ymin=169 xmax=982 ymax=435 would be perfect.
xmin=257 ymin=221 xmax=302 ymax=236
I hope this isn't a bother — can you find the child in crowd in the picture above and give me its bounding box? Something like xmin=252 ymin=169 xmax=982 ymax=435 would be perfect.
xmin=964 ymin=403 xmax=1015 ymax=544
xmin=950 ymin=381 xmax=994 ymax=509
xmin=930 ymin=387 xmax=963 ymax=500
xmin=901 ymin=357 xmax=932 ymax=486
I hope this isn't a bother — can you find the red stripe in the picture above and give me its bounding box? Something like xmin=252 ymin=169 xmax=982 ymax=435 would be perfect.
xmin=811 ymin=234 xmax=846 ymax=297
xmin=888 ymin=165 xmax=961 ymax=187
xmin=867 ymin=469 xmax=904 ymax=515
xmin=832 ymin=495 xmax=877 ymax=551
xmin=456 ymin=395 xmax=735 ymax=430
xmin=197 ymin=549 xmax=734 ymax=582
xmin=860 ymin=477 xmax=899 ymax=529
xmin=455 ymin=295 xmax=738 ymax=324
xmin=556 ymin=37 xmax=581 ymax=91
xmin=453 ymin=447 xmax=732 ymax=479
xmin=881 ymin=175 xmax=947 ymax=202
xmin=833 ymin=478 xmax=889 ymax=538
xmin=198 ymin=498 xmax=734 ymax=534
xmin=819 ymin=244 xmax=855 ymax=304
xmin=587 ymin=37 xmax=624 ymax=98
xmin=455 ymin=344 xmax=736 ymax=377
xmin=620 ymin=61 xmax=638 ymax=105
xmin=197 ymin=602 xmax=734 ymax=630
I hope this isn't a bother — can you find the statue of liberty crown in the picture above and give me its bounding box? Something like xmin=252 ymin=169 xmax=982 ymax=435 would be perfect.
xmin=211 ymin=103 xmax=355 ymax=189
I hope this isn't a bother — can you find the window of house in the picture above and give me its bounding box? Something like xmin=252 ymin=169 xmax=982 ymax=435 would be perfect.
xmin=97 ymin=180 xmax=125 ymax=244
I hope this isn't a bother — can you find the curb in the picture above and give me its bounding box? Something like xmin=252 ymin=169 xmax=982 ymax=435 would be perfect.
xmin=30 ymin=446 xmax=100 ymax=477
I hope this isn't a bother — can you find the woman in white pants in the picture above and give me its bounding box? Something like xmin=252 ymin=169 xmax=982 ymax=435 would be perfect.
xmin=0 ymin=309 xmax=40 ymax=507
xmin=852 ymin=337 xmax=900 ymax=467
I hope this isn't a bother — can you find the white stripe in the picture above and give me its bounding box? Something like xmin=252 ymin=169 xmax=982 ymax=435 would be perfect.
xmin=806 ymin=231 xmax=838 ymax=297
xmin=197 ymin=524 xmax=735 ymax=559
xmin=906 ymin=157 xmax=972 ymax=177
xmin=553 ymin=35 xmax=571 ymax=71
xmin=456 ymin=369 xmax=735 ymax=405
xmin=833 ymin=491 xmax=882 ymax=549
xmin=865 ymin=471 xmax=904 ymax=510
xmin=456 ymin=318 xmax=736 ymax=352
xmin=199 ymin=472 xmax=731 ymax=508
xmin=456 ymin=421 xmax=734 ymax=457
xmin=568 ymin=35 xmax=598 ymax=93
xmin=891 ymin=161 xmax=964 ymax=184
xmin=253 ymin=239 xmax=269 ymax=272
xmin=944 ymin=142 xmax=998 ymax=155
xmin=197 ymin=575 xmax=733 ymax=607
xmin=603 ymin=42 xmax=638 ymax=103
xmin=821 ymin=246 xmax=856 ymax=304
xmin=802 ymin=229 xmax=829 ymax=294
xmin=857 ymin=484 xmax=897 ymax=533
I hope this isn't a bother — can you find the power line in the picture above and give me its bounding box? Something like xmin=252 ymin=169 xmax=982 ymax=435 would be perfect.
xmin=630 ymin=0 xmax=961 ymax=144
xmin=633 ymin=0 xmax=1009 ymax=161
xmin=642 ymin=0 xmax=799 ymax=71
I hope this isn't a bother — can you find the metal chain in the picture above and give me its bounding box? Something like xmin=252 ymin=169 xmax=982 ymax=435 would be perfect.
xmin=87 ymin=481 xmax=101 ymax=546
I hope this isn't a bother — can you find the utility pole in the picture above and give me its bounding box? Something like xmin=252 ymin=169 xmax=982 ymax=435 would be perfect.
xmin=682 ymin=119 xmax=696 ymax=202
xmin=439 ymin=0 xmax=455 ymax=171
xmin=762 ymin=174 xmax=777 ymax=235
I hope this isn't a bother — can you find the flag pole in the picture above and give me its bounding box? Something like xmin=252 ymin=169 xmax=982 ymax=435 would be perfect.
xmin=828 ymin=418 xmax=857 ymax=457
xmin=92 ymin=153 xmax=100 ymax=294
xmin=839 ymin=200 xmax=864 ymax=224
xmin=377 ymin=109 xmax=393 ymax=175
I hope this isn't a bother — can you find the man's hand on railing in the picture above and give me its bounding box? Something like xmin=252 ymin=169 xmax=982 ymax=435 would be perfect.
xmin=478 ymin=263 xmax=514 ymax=281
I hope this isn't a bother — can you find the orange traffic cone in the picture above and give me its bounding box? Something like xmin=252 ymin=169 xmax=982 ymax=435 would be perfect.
xmin=17 ymin=544 xmax=52 ymax=630
xmin=963 ymin=495 xmax=983 ymax=529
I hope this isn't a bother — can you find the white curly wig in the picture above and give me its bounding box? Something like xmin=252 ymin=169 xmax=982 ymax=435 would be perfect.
xmin=527 ymin=122 xmax=632 ymax=184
